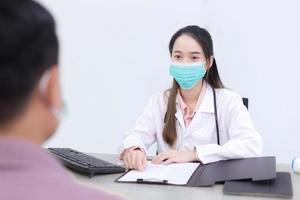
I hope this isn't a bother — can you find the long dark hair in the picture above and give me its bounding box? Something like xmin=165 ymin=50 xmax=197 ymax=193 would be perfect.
xmin=163 ymin=25 xmax=224 ymax=147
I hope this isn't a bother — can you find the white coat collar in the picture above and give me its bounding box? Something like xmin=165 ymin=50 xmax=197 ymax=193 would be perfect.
xmin=174 ymin=83 xmax=215 ymax=132
xmin=197 ymin=83 xmax=215 ymax=113
xmin=175 ymin=83 xmax=215 ymax=115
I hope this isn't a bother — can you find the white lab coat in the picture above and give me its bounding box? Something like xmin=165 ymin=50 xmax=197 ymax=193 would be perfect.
xmin=122 ymin=84 xmax=262 ymax=164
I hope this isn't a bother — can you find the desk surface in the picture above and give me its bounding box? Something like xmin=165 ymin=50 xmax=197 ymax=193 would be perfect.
xmin=69 ymin=153 xmax=300 ymax=200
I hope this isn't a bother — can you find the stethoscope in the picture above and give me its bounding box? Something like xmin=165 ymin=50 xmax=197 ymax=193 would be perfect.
xmin=212 ymin=87 xmax=220 ymax=145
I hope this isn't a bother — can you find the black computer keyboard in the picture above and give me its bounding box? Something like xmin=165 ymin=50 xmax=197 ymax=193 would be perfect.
xmin=48 ymin=148 xmax=125 ymax=177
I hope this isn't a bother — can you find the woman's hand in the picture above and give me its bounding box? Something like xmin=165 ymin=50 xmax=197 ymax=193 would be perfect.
xmin=152 ymin=149 xmax=198 ymax=165
xmin=123 ymin=149 xmax=147 ymax=171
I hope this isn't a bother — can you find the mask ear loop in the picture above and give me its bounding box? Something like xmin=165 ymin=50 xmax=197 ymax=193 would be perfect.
xmin=204 ymin=66 xmax=209 ymax=80
xmin=38 ymin=70 xmax=65 ymax=121
xmin=39 ymin=69 xmax=52 ymax=99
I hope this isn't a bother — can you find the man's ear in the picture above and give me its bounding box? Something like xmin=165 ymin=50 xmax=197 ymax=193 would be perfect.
xmin=39 ymin=65 xmax=62 ymax=109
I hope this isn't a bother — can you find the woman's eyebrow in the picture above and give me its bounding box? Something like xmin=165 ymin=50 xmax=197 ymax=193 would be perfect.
xmin=190 ymin=51 xmax=201 ymax=54
xmin=173 ymin=50 xmax=183 ymax=54
xmin=173 ymin=50 xmax=201 ymax=54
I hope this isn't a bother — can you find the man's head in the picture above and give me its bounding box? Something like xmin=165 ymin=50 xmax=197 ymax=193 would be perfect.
xmin=0 ymin=0 xmax=62 ymax=144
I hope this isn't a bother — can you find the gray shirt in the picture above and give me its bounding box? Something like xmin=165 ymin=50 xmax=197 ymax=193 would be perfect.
xmin=0 ymin=138 xmax=122 ymax=200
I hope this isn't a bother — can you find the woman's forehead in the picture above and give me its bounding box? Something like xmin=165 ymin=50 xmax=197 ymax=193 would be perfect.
xmin=172 ymin=34 xmax=203 ymax=53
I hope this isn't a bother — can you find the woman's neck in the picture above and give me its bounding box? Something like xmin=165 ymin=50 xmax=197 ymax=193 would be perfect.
xmin=180 ymin=80 xmax=204 ymax=105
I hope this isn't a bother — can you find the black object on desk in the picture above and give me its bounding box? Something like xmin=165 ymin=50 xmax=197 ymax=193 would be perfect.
xmin=116 ymin=156 xmax=277 ymax=187
xmin=187 ymin=156 xmax=277 ymax=186
xmin=223 ymin=172 xmax=293 ymax=199
xmin=48 ymin=148 xmax=125 ymax=177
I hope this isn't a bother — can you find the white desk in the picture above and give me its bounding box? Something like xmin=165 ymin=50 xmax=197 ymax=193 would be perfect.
xmin=69 ymin=154 xmax=300 ymax=200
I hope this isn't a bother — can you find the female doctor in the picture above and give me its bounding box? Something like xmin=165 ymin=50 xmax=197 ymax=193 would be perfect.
xmin=120 ymin=25 xmax=262 ymax=171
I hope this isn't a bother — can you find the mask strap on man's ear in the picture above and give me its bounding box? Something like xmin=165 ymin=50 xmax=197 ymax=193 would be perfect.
xmin=38 ymin=69 xmax=66 ymax=121
xmin=39 ymin=69 xmax=52 ymax=98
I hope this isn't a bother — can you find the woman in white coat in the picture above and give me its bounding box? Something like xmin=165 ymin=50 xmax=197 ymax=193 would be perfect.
xmin=120 ymin=25 xmax=262 ymax=171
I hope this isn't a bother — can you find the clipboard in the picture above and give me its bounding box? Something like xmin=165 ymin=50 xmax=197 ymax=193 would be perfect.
xmin=116 ymin=161 xmax=200 ymax=185
xmin=115 ymin=156 xmax=277 ymax=187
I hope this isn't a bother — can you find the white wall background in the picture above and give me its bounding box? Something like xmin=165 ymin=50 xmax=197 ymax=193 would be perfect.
xmin=39 ymin=0 xmax=300 ymax=163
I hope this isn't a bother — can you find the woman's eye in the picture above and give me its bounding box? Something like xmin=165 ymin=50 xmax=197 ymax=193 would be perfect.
xmin=174 ymin=55 xmax=181 ymax=59
xmin=192 ymin=57 xmax=200 ymax=60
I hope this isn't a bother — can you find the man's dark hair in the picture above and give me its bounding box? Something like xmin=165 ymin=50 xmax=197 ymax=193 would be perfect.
xmin=0 ymin=0 xmax=58 ymax=125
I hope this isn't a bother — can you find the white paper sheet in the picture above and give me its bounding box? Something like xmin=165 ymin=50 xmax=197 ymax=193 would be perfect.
xmin=118 ymin=162 xmax=200 ymax=185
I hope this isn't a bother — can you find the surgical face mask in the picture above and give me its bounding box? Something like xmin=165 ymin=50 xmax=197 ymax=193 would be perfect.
xmin=39 ymin=70 xmax=66 ymax=122
xmin=169 ymin=62 xmax=206 ymax=90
